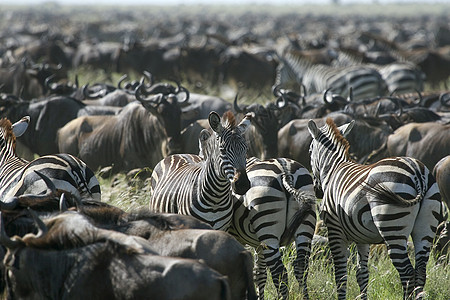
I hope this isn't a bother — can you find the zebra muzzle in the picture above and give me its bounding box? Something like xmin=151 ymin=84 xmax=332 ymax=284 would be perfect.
xmin=231 ymin=170 xmax=250 ymax=195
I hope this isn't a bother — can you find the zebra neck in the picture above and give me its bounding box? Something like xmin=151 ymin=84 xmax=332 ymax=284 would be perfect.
xmin=199 ymin=158 xmax=230 ymax=201
xmin=318 ymin=148 xmax=351 ymax=187
xmin=0 ymin=154 xmax=26 ymax=174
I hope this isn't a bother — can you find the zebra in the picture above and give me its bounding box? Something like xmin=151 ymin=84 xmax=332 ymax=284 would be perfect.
xmin=225 ymin=156 xmax=317 ymax=300
xmin=196 ymin=129 xmax=317 ymax=299
xmin=275 ymin=48 xmax=387 ymax=101
xmin=0 ymin=116 xmax=101 ymax=203
xmin=307 ymin=117 xmax=445 ymax=300
xmin=149 ymin=111 xmax=251 ymax=231
xmin=331 ymin=48 xmax=426 ymax=95
xmin=378 ymin=62 xmax=426 ymax=95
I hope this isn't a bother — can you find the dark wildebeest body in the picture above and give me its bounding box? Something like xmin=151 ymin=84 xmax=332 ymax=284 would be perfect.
xmin=0 ymin=211 xmax=231 ymax=300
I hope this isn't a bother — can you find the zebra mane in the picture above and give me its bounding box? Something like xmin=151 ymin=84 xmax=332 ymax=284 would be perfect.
xmin=221 ymin=111 xmax=236 ymax=129
xmin=325 ymin=118 xmax=351 ymax=157
xmin=0 ymin=118 xmax=15 ymax=144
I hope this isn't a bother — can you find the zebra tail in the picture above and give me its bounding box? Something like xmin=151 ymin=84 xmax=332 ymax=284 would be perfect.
xmin=280 ymin=174 xmax=316 ymax=245
xmin=359 ymin=179 xmax=424 ymax=207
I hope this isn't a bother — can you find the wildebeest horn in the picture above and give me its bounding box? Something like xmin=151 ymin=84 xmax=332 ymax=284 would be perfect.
xmin=272 ymin=84 xmax=282 ymax=97
xmin=413 ymin=89 xmax=423 ymax=106
xmin=323 ymin=88 xmax=333 ymax=104
xmin=439 ymin=92 xmax=450 ymax=107
xmin=233 ymin=93 xmax=246 ymax=113
xmin=27 ymin=208 xmax=48 ymax=238
xmin=347 ymin=86 xmax=353 ymax=102
xmin=44 ymin=74 xmax=57 ymax=92
xmin=0 ymin=197 xmax=18 ymax=211
xmin=0 ymin=212 xmax=22 ymax=249
xmin=176 ymin=85 xmax=190 ymax=104
xmin=135 ymin=81 xmax=160 ymax=104
xmin=59 ymin=194 xmax=68 ymax=212
xmin=300 ymin=83 xmax=307 ymax=97
xmin=34 ymin=170 xmax=56 ymax=194
xmin=142 ymin=70 xmax=154 ymax=87
xmin=117 ymin=74 xmax=128 ymax=89
xmin=82 ymin=83 xmax=106 ymax=99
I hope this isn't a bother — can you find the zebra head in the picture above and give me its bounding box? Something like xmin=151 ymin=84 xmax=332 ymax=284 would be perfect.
xmin=307 ymin=118 xmax=355 ymax=198
xmin=0 ymin=116 xmax=30 ymax=158
xmin=208 ymin=111 xmax=251 ymax=195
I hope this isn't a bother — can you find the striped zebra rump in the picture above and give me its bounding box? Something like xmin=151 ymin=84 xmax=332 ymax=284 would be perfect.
xmin=229 ymin=157 xmax=316 ymax=300
xmin=1 ymin=154 xmax=101 ymax=201
xmin=308 ymin=64 xmax=387 ymax=100
xmin=0 ymin=116 xmax=101 ymax=202
xmin=378 ymin=62 xmax=426 ymax=94
xmin=277 ymin=50 xmax=387 ymax=101
xmin=308 ymin=117 xmax=444 ymax=300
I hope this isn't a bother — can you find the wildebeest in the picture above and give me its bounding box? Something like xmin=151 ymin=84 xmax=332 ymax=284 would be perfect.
xmin=77 ymin=204 xmax=257 ymax=300
xmin=0 ymin=211 xmax=232 ymax=300
xmin=57 ymin=84 xmax=190 ymax=172
xmin=233 ymin=96 xmax=280 ymax=159
xmin=278 ymin=112 xmax=393 ymax=170
xmin=367 ymin=121 xmax=450 ymax=171
xmin=433 ymin=155 xmax=450 ymax=209
xmin=0 ymin=95 xmax=121 ymax=157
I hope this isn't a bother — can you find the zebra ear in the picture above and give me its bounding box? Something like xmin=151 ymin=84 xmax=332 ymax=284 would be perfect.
xmin=208 ymin=111 xmax=222 ymax=134
xmin=307 ymin=119 xmax=320 ymax=139
xmin=12 ymin=116 xmax=30 ymax=137
xmin=339 ymin=120 xmax=355 ymax=138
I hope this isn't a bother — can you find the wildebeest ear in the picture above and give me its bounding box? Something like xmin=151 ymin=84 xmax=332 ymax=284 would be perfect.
xmin=307 ymin=119 xmax=320 ymax=139
xmin=339 ymin=120 xmax=355 ymax=138
xmin=12 ymin=116 xmax=30 ymax=137
xmin=209 ymin=111 xmax=222 ymax=133
xmin=235 ymin=112 xmax=252 ymax=135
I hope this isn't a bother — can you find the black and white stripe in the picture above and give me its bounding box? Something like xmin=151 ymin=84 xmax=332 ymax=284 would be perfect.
xmin=276 ymin=49 xmax=387 ymax=100
xmin=331 ymin=50 xmax=426 ymax=95
xmin=307 ymin=117 xmax=444 ymax=300
xmin=0 ymin=116 xmax=101 ymax=202
xmin=228 ymin=157 xmax=317 ymax=300
xmin=149 ymin=111 xmax=251 ymax=231
xmin=378 ymin=62 xmax=426 ymax=95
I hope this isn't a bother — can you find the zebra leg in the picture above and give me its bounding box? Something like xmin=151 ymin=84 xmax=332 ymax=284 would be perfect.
xmin=386 ymin=239 xmax=415 ymax=300
xmin=254 ymin=251 xmax=267 ymax=300
xmin=261 ymin=245 xmax=289 ymax=299
xmin=410 ymin=197 xmax=443 ymax=299
xmin=293 ymin=213 xmax=316 ymax=299
xmin=327 ymin=232 xmax=349 ymax=300
xmin=355 ymin=244 xmax=370 ymax=300
xmin=294 ymin=241 xmax=310 ymax=300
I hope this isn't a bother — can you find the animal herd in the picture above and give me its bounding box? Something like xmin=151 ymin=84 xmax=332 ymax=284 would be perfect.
xmin=1 ymin=4 xmax=450 ymax=300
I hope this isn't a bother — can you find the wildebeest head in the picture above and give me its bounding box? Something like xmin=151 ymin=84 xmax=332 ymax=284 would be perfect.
xmin=208 ymin=111 xmax=251 ymax=195
xmin=234 ymin=95 xmax=280 ymax=159
xmin=135 ymin=80 xmax=190 ymax=156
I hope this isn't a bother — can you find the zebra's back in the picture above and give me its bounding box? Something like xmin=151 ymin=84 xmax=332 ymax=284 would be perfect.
xmin=150 ymin=154 xmax=204 ymax=214
xmin=0 ymin=153 xmax=101 ymax=201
